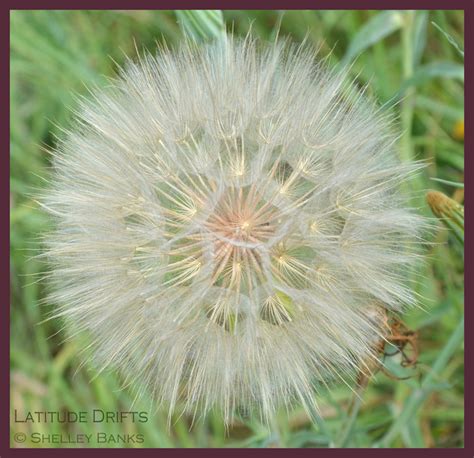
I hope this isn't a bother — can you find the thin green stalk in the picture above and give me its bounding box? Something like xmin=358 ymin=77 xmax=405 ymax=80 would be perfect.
xmin=377 ymin=316 xmax=464 ymax=447
xmin=315 ymin=413 xmax=333 ymax=447
xmin=336 ymin=382 xmax=368 ymax=447
xmin=399 ymin=10 xmax=427 ymax=212
xmin=175 ymin=10 xmax=226 ymax=43
xmin=400 ymin=11 xmax=416 ymax=166
xmin=304 ymin=400 xmax=334 ymax=446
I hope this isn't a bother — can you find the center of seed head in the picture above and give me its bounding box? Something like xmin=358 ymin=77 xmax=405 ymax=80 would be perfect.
xmin=206 ymin=186 xmax=276 ymax=246
xmin=203 ymin=185 xmax=279 ymax=292
xmin=233 ymin=220 xmax=253 ymax=240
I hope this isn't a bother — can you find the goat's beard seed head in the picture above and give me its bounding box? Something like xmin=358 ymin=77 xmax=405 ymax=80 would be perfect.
xmin=43 ymin=37 xmax=426 ymax=424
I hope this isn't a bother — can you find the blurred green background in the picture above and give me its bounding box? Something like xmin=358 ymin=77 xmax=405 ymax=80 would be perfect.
xmin=10 ymin=10 xmax=464 ymax=448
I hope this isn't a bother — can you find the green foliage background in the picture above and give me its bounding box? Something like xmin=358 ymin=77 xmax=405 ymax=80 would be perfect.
xmin=10 ymin=10 xmax=464 ymax=448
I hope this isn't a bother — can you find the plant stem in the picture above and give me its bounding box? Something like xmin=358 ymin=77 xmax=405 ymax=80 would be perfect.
xmin=400 ymin=10 xmax=416 ymax=165
xmin=336 ymin=381 xmax=368 ymax=447
xmin=175 ymin=10 xmax=226 ymax=43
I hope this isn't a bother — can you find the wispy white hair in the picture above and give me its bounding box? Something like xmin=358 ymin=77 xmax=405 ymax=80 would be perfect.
xmin=42 ymin=35 xmax=426 ymax=425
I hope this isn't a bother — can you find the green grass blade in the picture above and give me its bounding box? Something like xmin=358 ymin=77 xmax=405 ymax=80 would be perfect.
xmin=413 ymin=11 xmax=429 ymax=66
xmin=432 ymin=21 xmax=464 ymax=58
xmin=430 ymin=178 xmax=464 ymax=189
xmin=175 ymin=10 xmax=226 ymax=42
xmin=342 ymin=11 xmax=405 ymax=65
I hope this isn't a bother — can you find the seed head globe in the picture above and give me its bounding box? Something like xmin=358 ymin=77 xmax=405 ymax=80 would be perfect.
xmin=43 ymin=37 xmax=425 ymax=424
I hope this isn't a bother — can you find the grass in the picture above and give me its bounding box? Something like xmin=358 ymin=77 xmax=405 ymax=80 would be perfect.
xmin=10 ymin=10 xmax=464 ymax=448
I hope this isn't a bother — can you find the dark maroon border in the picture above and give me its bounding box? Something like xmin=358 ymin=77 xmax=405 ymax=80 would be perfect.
xmin=4 ymin=2 xmax=471 ymax=456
